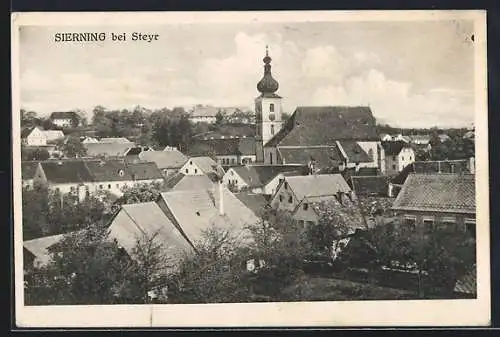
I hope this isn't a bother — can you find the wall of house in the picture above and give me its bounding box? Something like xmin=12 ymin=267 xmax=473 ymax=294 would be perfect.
xmin=396 ymin=210 xmax=476 ymax=237
xmin=180 ymin=160 xmax=204 ymax=176
xmin=240 ymin=155 xmax=256 ymax=165
xmin=271 ymin=180 xmax=299 ymax=212
xmin=292 ymin=203 xmax=320 ymax=228
xmin=385 ymin=147 xmax=416 ymax=175
xmin=264 ymin=173 xmax=285 ymax=196
xmin=27 ymin=129 xmax=47 ymax=146
xmin=357 ymin=141 xmax=380 ymax=170
xmin=52 ymin=118 xmax=73 ymax=127
xmin=189 ymin=116 xmax=217 ymax=124
xmin=217 ymin=155 xmax=239 ymax=166
xmin=263 ymin=146 xmax=279 ymax=165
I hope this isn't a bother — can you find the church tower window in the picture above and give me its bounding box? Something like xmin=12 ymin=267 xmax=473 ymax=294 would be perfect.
xmin=271 ymin=125 xmax=275 ymax=135
xmin=270 ymin=103 xmax=275 ymax=112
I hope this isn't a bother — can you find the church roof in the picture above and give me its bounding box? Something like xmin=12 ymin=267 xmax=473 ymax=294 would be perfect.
xmin=265 ymin=106 xmax=379 ymax=147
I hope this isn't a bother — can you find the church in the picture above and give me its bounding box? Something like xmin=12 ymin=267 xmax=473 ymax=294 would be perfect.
xmin=254 ymin=47 xmax=385 ymax=174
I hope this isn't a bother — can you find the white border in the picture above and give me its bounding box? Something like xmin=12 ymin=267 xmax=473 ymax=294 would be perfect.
xmin=12 ymin=10 xmax=490 ymax=328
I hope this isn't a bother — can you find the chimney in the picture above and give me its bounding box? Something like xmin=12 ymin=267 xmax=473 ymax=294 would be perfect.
xmin=219 ymin=180 xmax=224 ymax=215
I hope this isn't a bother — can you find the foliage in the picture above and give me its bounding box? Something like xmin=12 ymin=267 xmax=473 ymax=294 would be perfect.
xmin=55 ymin=136 xmax=87 ymax=158
xmin=115 ymin=182 xmax=163 ymax=205
xmin=429 ymin=136 xmax=475 ymax=160
xmin=215 ymin=110 xmax=225 ymax=125
xmin=21 ymin=147 xmax=50 ymax=161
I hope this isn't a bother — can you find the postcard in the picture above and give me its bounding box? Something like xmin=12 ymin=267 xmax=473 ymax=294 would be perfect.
xmin=11 ymin=10 xmax=489 ymax=327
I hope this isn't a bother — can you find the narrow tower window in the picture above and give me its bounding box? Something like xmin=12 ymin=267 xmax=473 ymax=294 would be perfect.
xmin=270 ymin=103 xmax=275 ymax=112
xmin=271 ymin=124 xmax=275 ymax=135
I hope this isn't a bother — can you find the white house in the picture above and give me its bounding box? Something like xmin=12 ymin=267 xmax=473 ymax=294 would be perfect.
xmin=179 ymin=156 xmax=224 ymax=180
xmin=50 ymin=111 xmax=79 ymax=128
xmin=21 ymin=127 xmax=65 ymax=147
xmin=382 ymin=141 xmax=416 ymax=175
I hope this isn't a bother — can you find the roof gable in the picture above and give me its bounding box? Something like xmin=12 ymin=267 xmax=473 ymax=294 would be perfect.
xmin=392 ymin=173 xmax=475 ymax=213
xmin=266 ymin=106 xmax=379 ymax=147
xmin=285 ymin=174 xmax=352 ymax=201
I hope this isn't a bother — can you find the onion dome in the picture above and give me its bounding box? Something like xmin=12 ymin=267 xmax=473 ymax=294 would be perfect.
xmin=257 ymin=46 xmax=279 ymax=94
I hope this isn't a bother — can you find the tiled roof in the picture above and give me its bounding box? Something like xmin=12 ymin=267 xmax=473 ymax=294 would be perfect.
xmin=231 ymin=165 xmax=307 ymax=188
xmin=43 ymin=130 xmax=65 ymax=142
xmin=159 ymin=187 xmax=258 ymax=246
xmin=338 ymin=141 xmax=372 ymax=163
xmin=391 ymin=159 xmax=472 ymax=185
xmin=234 ymin=192 xmax=269 ymax=216
xmin=84 ymin=142 xmax=134 ymax=157
xmin=392 ymin=173 xmax=475 ymax=214
xmin=39 ymin=161 xmax=94 ymax=184
xmin=50 ymin=111 xmax=78 ymax=120
xmin=265 ymin=106 xmax=379 ymax=147
xmin=166 ymin=174 xmax=215 ymax=192
xmin=84 ymin=160 xmax=132 ymax=182
xmin=107 ymin=202 xmax=192 ymax=258
xmin=138 ymin=150 xmax=188 ymax=169
xmin=24 ymin=233 xmax=67 ymax=267
xmin=285 ymin=174 xmax=352 ymax=201
xmin=238 ymin=137 xmax=257 ymax=155
xmin=126 ymin=162 xmax=163 ymax=180
xmin=279 ymin=146 xmax=344 ymax=168
xmin=351 ymin=176 xmax=390 ymax=197
xmin=22 ymin=161 xmax=39 ymax=180
xmin=191 ymin=137 xmax=256 ymax=157
xmin=454 ymin=265 xmax=476 ymax=295
xmin=381 ymin=141 xmax=410 ymax=156
xmin=189 ymin=157 xmax=224 ymax=176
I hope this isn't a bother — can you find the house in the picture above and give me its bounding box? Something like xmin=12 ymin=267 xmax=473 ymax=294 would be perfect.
xmin=380 ymin=133 xmax=392 ymax=142
xmin=21 ymin=127 xmax=65 ymax=146
xmin=393 ymin=134 xmax=411 ymax=143
xmin=157 ymin=182 xmax=258 ymax=248
xmin=270 ymin=174 xmax=352 ymax=214
xmin=381 ymin=141 xmax=416 ymax=175
xmin=179 ymin=156 xmax=225 ymax=181
xmin=409 ymin=134 xmax=431 ymax=145
xmin=22 ymin=161 xmax=40 ymax=189
xmin=98 ymin=137 xmax=133 ymax=144
xmin=350 ymin=175 xmax=395 ymax=226
xmin=351 ymin=175 xmax=390 ymax=198
xmin=190 ymin=137 xmax=257 ymax=166
xmin=23 ymin=232 xmax=67 ymax=269
xmin=188 ymin=105 xmax=219 ymax=124
xmin=33 ymin=159 xmax=165 ymax=200
xmin=222 ymin=164 xmax=307 ymax=194
xmin=138 ymin=150 xmax=188 ymax=178
xmin=392 ymin=173 xmax=476 ymax=237
xmin=107 ymin=202 xmax=193 ymax=267
xmin=438 ymin=134 xmax=451 ymax=143
xmin=83 ymin=142 xmax=135 ymax=158
xmin=261 ymin=106 xmax=384 ymax=173
xmin=164 ymin=173 xmax=215 ymax=192
xmin=50 ymin=111 xmax=80 ymax=128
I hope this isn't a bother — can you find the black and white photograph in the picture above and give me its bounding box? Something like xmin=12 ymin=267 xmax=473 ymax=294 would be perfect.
xmin=12 ymin=11 xmax=489 ymax=327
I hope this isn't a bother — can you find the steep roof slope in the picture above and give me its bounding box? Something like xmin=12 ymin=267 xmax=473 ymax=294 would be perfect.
xmin=285 ymin=174 xmax=352 ymax=201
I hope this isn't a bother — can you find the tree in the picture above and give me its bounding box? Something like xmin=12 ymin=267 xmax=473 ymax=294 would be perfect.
xmin=22 ymin=184 xmax=50 ymax=240
xmin=21 ymin=147 xmax=50 ymax=161
xmin=215 ymin=110 xmax=224 ymax=125
xmin=115 ymin=182 xmax=163 ymax=205
xmin=56 ymin=136 xmax=87 ymax=158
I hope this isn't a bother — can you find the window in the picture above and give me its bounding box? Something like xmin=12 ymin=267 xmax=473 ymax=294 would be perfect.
xmin=108 ymin=184 xmax=111 ymax=189
xmin=271 ymin=125 xmax=275 ymax=135
xmin=404 ymin=215 xmax=417 ymax=232
xmin=70 ymin=186 xmax=75 ymax=192
xmin=303 ymin=203 xmax=309 ymax=211
xmin=269 ymin=153 xmax=273 ymax=164
xmin=194 ymin=169 xmax=198 ymax=174
xmin=392 ymin=164 xmax=396 ymax=170
xmin=288 ymin=196 xmax=293 ymax=203
xmin=423 ymin=217 xmax=434 ymax=233
xmin=440 ymin=216 xmax=456 ymax=228
xmin=185 ymin=169 xmax=188 ymax=174
xmin=279 ymin=195 xmax=283 ymax=202
xmin=392 ymin=155 xmax=396 ymax=161
xmin=269 ymin=103 xmax=275 ymax=112
xmin=368 ymin=149 xmax=374 ymax=160
xmin=99 ymin=184 xmax=103 ymax=189
xmin=298 ymin=220 xmax=305 ymax=228
xmin=409 ymin=156 xmax=412 ymax=161
xmin=190 ymin=161 xmax=193 ymax=165
xmin=232 ymin=158 xmax=236 ymax=164
xmin=116 ymin=184 xmax=120 ymax=188
xmin=284 ymin=182 xmax=288 ymax=190
xmin=402 ymin=156 xmax=404 ymax=161
xmin=465 ymin=219 xmax=476 ymax=238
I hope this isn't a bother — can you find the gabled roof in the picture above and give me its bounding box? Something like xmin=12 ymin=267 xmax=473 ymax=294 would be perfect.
xmin=24 ymin=233 xmax=67 ymax=267
xmin=165 ymin=173 xmax=215 ymax=191
xmin=39 ymin=161 xmax=94 ymax=184
xmin=187 ymin=156 xmax=224 ymax=176
xmin=279 ymin=146 xmax=344 ymax=168
xmin=84 ymin=142 xmax=134 ymax=157
xmin=351 ymin=176 xmax=390 ymax=197
xmin=391 ymin=159 xmax=472 ymax=185
xmin=234 ymin=192 xmax=269 ymax=217
xmin=284 ymin=174 xmax=351 ymax=201
xmin=159 ymin=187 xmax=257 ymax=246
xmin=22 ymin=161 xmax=40 ymax=180
xmin=84 ymin=160 xmax=132 ymax=182
xmin=108 ymin=202 xmax=193 ymax=257
xmin=392 ymin=173 xmax=475 ymax=214
xmin=338 ymin=141 xmax=371 ymax=163
xmin=21 ymin=126 xmax=43 ymax=138
xmin=138 ymin=150 xmax=188 ymax=169
xmin=265 ymin=106 xmax=379 ymax=147
xmin=230 ymin=165 xmax=307 ymax=188
xmin=126 ymin=162 xmax=163 ymax=180
xmin=191 ymin=137 xmax=256 ymax=157
xmin=381 ymin=141 xmax=411 ymax=156
xmin=50 ymin=111 xmax=78 ymax=120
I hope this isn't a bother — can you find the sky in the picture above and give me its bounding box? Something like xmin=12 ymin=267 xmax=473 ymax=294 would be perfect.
xmin=18 ymin=20 xmax=476 ymax=128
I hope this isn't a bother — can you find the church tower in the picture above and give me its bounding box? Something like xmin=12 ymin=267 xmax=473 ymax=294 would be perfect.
xmin=255 ymin=46 xmax=283 ymax=163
